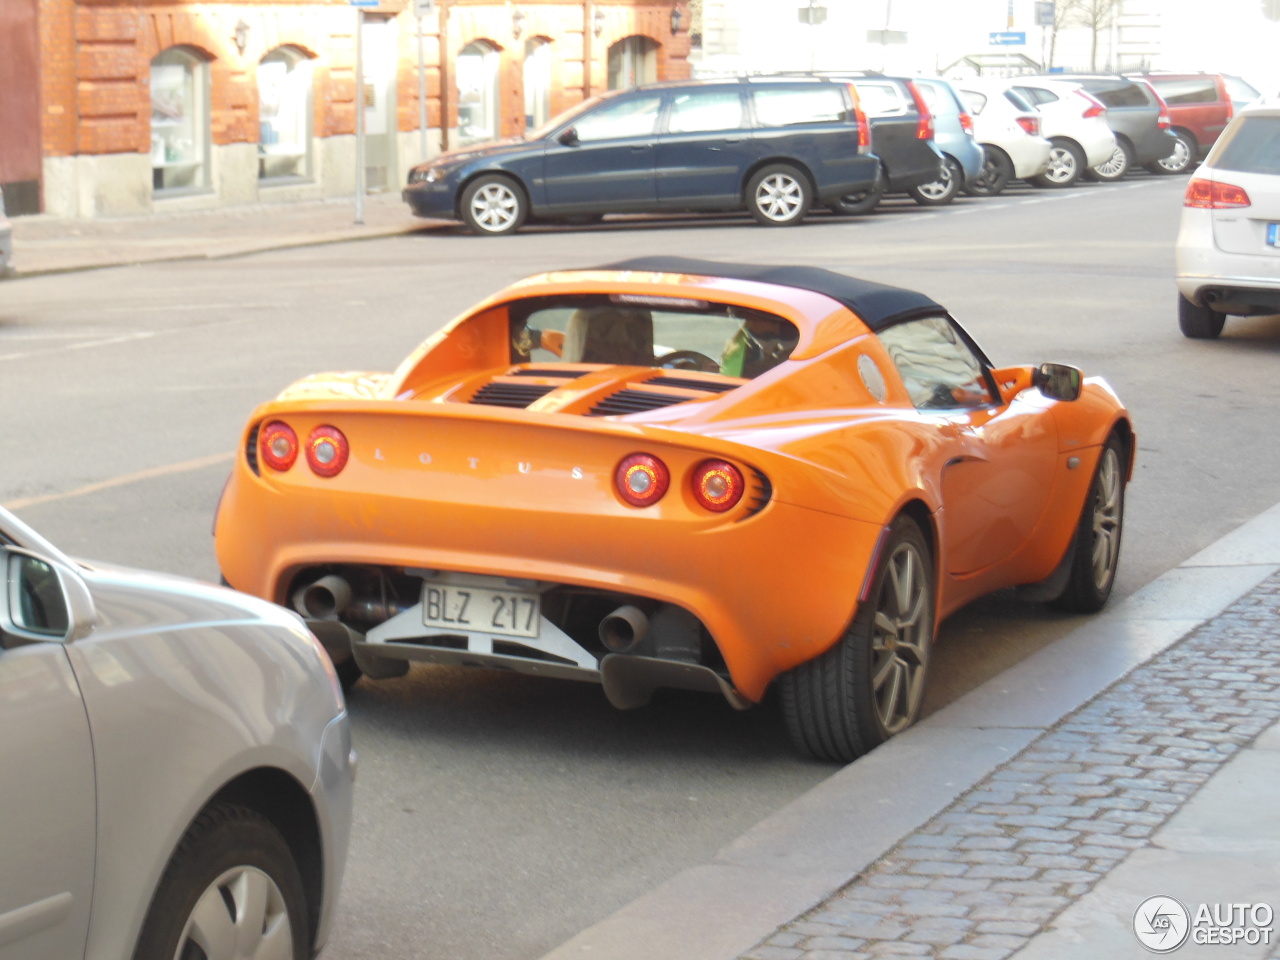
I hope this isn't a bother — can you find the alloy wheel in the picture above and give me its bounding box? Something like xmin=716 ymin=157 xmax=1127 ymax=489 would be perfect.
xmin=469 ymin=183 xmax=520 ymax=233
xmin=1157 ymin=136 xmax=1192 ymax=173
xmin=1090 ymin=447 xmax=1123 ymax=590
xmin=175 ymin=865 xmax=293 ymax=960
xmin=915 ymin=162 xmax=955 ymax=202
xmin=1044 ymin=146 xmax=1078 ymax=183
xmin=755 ymin=174 xmax=803 ymax=222
xmin=869 ymin=540 xmax=930 ymax=735
xmin=1093 ymin=145 xmax=1128 ymax=179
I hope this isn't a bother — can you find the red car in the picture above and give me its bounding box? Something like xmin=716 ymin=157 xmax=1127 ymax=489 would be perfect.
xmin=1128 ymin=73 xmax=1244 ymax=174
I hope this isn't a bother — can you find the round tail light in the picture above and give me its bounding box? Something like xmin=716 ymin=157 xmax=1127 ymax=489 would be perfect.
xmin=260 ymin=421 xmax=299 ymax=472
xmin=692 ymin=459 xmax=744 ymax=512
xmin=306 ymin=425 xmax=350 ymax=478
xmin=615 ymin=453 xmax=670 ymax=507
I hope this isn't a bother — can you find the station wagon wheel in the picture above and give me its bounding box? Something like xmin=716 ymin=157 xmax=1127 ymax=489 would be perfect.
xmin=1088 ymin=139 xmax=1132 ymax=182
xmin=133 ymin=804 xmax=309 ymax=960
xmin=908 ymin=156 xmax=962 ymax=206
xmin=964 ymin=147 xmax=1013 ymax=197
xmin=829 ymin=164 xmax=887 ymax=215
xmin=780 ymin=515 xmax=934 ymax=763
xmin=1031 ymin=138 xmax=1086 ymax=188
xmin=746 ymin=164 xmax=812 ymax=226
xmin=1049 ymin=435 xmax=1126 ymax=613
xmin=1178 ymin=292 xmax=1226 ymax=339
xmin=1148 ymin=130 xmax=1195 ymax=175
xmin=460 ymin=174 xmax=528 ymax=235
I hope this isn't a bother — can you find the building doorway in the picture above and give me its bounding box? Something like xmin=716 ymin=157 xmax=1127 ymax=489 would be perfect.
xmin=607 ymin=36 xmax=658 ymax=90
xmin=360 ymin=16 xmax=398 ymax=191
xmin=457 ymin=40 xmax=502 ymax=145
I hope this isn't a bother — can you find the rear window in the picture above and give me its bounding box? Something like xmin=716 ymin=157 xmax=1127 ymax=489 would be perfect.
xmin=1015 ymin=86 xmax=1059 ymax=106
xmin=852 ymin=81 xmax=914 ymax=118
xmin=1004 ymin=89 xmax=1036 ymax=113
xmin=959 ymin=90 xmax=987 ymax=114
xmin=1223 ymin=75 xmax=1260 ymax=103
xmin=1082 ymin=82 xmax=1151 ymax=108
xmin=915 ymin=81 xmax=962 ymax=117
xmin=509 ymin=294 xmax=800 ymax=380
xmin=1150 ymin=78 xmax=1219 ymax=105
xmin=1208 ymin=115 xmax=1280 ymax=175
xmin=752 ymin=86 xmax=847 ymax=127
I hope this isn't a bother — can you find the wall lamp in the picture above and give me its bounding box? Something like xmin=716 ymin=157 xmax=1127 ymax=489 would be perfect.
xmin=512 ymin=8 xmax=526 ymax=39
xmin=670 ymin=5 xmax=684 ymax=34
xmin=593 ymin=6 xmax=605 ymax=38
xmin=233 ymin=18 xmax=250 ymax=55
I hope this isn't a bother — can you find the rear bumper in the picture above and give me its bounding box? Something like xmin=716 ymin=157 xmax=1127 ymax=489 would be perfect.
xmin=1176 ymin=213 xmax=1280 ymax=311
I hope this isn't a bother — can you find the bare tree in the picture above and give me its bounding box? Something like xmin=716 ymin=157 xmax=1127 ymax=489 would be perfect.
xmin=1046 ymin=0 xmax=1083 ymax=70
xmin=1072 ymin=0 xmax=1122 ymax=71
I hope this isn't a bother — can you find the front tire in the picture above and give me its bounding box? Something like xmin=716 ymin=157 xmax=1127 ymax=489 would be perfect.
xmin=1087 ymin=139 xmax=1133 ymax=182
xmin=1178 ymin=292 xmax=1225 ymax=339
xmin=780 ymin=515 xmax=933 ymax=763
xmin=1147 ymin=129 xmax=1196 ymax=175
xmin=965 ymin=146 xmax=1013 ymax=197
xmin=746 ymin=164 xmax=811 ymax=226
xmin=460 ymin=174 xmax=528 ymax=235
xmin=133 ymin=804 xmax=309 ymax=960
xmin=1032 ymin=138 xmax=1086 ymax=188
xmin=908 ymin=156 xmax=962 ymax=206
xmin=1049 ymin=436 xmax=1126 ymax=614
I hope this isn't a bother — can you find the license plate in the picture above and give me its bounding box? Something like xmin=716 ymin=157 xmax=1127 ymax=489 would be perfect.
xmin=422 ymin=583 xmax=540 ymax=639
xmin=1269 ymin=223 xmax=1280 ymax=247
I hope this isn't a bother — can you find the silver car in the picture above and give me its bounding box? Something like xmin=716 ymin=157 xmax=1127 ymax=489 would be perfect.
xmin=0 ymin=506 xmax=353 ymax=959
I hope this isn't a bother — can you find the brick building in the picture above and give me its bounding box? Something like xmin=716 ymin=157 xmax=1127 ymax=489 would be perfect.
xmin=0 ymin=0 xmax=690 ymax=217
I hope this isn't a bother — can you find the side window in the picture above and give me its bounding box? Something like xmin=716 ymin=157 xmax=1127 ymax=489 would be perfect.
xmin=960 ymin=90 xmax=987 ymax=114
xmin=1154 ymin=79 xmax=1217 ymax=105
xmin=668 ymin=90 xmax=744 ymax=134
xmin=752 ymin=86 xmax=846 ymax=126
xmin=877 ymin=316 xmax=993 ymax=410
xmin=1093 ymin=84 xmax=1149 ymax=108
xmin=1016 ymin=86 xmax=1058 ymax=106
xmin=853 ymin=82 xmax=909 ymax=117
xmin=574 ymin=96 xmax=663 ymax=142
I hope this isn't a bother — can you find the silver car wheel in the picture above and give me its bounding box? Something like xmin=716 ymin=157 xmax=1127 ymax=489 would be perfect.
xmin=1093 ymin=145 xmax=1128 ymax=179
xmin=1157 ymin=135 xmax=1192 ymax=173
xmin=870 ymin=539 xmax=930 ymax=736
xmin=175 ymin=866 xmax=294 ymax=960
xmin=755 ymin=173 xmax=803 ymax=222
xmin=915 ymin=164 xmax=953 ymax=201
xmin=469 ymin=183 xmax=520 ymax=233
xmin=1044 ymin=146 xmax=1079 ymax=183
xmin=1090 ymin=446 xmax=1123 ymax=590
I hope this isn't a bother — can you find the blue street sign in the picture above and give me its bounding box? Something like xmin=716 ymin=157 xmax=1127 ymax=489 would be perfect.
xmin=350 ymin=0 xmax=379 ymax=7
xmin=989 ymin=31 xmax=1026 ymax=45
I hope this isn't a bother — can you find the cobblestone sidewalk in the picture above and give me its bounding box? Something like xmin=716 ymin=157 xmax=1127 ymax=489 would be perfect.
xmin=741 ymin=571 xmax=1280 ymax=960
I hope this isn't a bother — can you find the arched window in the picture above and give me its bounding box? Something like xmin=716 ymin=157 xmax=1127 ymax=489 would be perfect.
xmin=258 ymin=46 xmax=313 ymax=180
xmin=607 ymin=36 xmax=658 ymax=90
xmin=524 ymin=38 xmax=552 ymax=131
xmin=150 ymin=47 xmax=210 ymax=193
xmin=457 ymin=40 xmax=501 ymax=145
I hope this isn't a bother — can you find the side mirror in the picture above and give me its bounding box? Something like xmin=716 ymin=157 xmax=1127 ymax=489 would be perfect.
xmin=1032 ymin=362 xmax=1083 ymax=402
xmin=557 ymin=127 xmax=579 ymax=146
xmin=1 ymin=549 xmax=96 ymax=645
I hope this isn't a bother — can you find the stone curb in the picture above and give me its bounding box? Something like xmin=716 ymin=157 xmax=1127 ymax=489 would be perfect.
xmin=538 ymin=501 xmax=1280 ymax=960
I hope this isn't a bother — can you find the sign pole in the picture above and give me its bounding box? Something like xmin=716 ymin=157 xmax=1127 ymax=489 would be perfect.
xmin=355 ymin=7 xmax=365 ymax=225
xmin=418 ymin=14 xmax=427 ymax=162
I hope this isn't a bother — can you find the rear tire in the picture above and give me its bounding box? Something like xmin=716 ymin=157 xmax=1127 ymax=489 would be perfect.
xmin=1147 ymin=129 xmax=1196 ymax=175
xmin=1032 ymin=138 xmax=1086 ymax=188
xmin=964 ymin=147 xmax=1013 ymax=197
xmin=746 ymin=164 xmax=811 ymax=226
xmin=1049 ymin=436 xmax=1125 ymax=614
xmin=1178 ymin=293 xmax=1225 ymax=339
xmin=1087 ymin=139 xmax=1133 ymax=182
xmin=828 ymin=165 xmax=888 ymax=215
xmin=908 ymin=156 xmax=962 ymax=206
xmin=780 ymin=515 xmax=933 ymax=763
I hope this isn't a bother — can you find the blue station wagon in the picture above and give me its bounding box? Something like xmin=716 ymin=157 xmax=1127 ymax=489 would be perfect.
xmin=402 ymin=78 xmax=880 ymax=234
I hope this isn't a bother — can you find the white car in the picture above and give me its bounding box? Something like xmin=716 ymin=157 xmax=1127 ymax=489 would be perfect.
xmin=1000 ymin=78 xmax=1117 ymax=187
xmin=955 ymin=83 xmax=1052 ymax=196
xmin=1175 ymin=106 xmax=1280 ymax=338
xmin=0 ymin=506 xmax=354 ymax=959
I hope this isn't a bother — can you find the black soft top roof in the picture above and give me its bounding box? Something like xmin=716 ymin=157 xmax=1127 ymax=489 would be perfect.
xmin=596 ymin=256 xmax=944 ymax=331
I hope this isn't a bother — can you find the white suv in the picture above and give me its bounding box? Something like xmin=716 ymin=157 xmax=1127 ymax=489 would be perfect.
xmin=1175 ymin=107 xmax=1280 ymax=338
xmin=1005 ymin=79 xmax=1117 ymax=187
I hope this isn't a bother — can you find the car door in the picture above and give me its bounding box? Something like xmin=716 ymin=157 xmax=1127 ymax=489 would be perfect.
xmin=876 ymin=316 xmax=1058 ymax=576
xmin=541 ymin=93 xmax=663 ymax=213
xmin=0 ymin=550 xmax=95 ymax=960
xmin=655 ymin=87 xmax=752 ymax=208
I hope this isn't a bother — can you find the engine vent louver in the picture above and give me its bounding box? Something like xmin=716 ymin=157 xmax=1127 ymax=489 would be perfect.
xmin=511 ymin=368 xmax=571 ymax=378
xmin=470 ymin=382 xmax=558 ymax=408
xmin=743 ymin=468 xmax=772 ymax=519
xmin=245 ymin=422 xmax=260 ymax=476
xmin=588 ymin=389 xmax=691 ymax=417
xmin=645 ymin=376 xmax=738 ymax=394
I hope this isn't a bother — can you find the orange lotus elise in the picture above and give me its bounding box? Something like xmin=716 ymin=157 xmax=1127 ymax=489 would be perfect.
xmin=214 ymin=258 xmax=1134 ymax=762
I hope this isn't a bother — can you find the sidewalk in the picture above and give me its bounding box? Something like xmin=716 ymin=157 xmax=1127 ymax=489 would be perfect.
xmin=542 ymin=502 xmax=1280 ymax=960
xmin=5 ymin=191 xmax=428 ymax=277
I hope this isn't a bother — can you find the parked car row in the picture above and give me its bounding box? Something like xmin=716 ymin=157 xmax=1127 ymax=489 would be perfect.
xmin=401 ymin=71 xmax=1244 ymax=235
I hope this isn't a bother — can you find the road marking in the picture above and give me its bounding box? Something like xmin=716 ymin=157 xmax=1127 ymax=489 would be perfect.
xmin=4 ymin=452 xmax=234 ymax=511
xmin=0 ymin=330 xmax=158 ymax=363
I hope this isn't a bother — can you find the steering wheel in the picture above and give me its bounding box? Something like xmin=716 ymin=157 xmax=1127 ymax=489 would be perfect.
xmin=656 ymin=350 xmax=720 ymax=373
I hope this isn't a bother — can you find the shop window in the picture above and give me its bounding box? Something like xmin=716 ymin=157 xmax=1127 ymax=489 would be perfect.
xmin=607 ymin=36 xmax=658 ymax=90
xmin=258 ymin=47 xmax=314 ymax=180
xmin=457 ymin=40 xmax=501 ymax=145
xmin=524 ymin=38 xmax=552 ymax=130
xmin=150 ymin=48 xmax=211 ymax=193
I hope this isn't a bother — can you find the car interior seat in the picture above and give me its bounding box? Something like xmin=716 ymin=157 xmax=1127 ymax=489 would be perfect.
xmin=563 ymin=307 xmax=654 ymax=365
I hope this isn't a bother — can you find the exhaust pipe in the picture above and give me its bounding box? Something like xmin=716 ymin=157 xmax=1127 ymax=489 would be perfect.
xmin=292 ymin=575 xmax=353 ymax=621
xmin=599 ymin=605 xmax=649 ymax=654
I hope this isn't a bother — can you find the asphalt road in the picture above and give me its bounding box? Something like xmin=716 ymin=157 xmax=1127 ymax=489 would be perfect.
xmin=2 ymin=175 xmax=1279 ymax=960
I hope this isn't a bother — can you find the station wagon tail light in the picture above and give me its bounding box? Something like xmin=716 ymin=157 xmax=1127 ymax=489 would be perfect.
xmin=616 ymin=453 xmax=669 ymax=507
xmin=1076 ymin=90 xmax=1106 ymax=119
xmin=906 ymin=81 xmax=934 ymax=140
xmin=847 ymin=84 xmax=871 ymax=153
xmin=1015 ymin=115 xmax=1041 ymax=137
xmin=691 ymin=460 xmax=744 ymax=513
xmin=306 ymin=425 xmax=350 ymax=478
xmin=1185 ymin=178 xmax=1250 ymax=209
xmin=959 ymin=111 xmax=974 ymax=135
xmin=259 ymin=421 xmax=299 ymax=472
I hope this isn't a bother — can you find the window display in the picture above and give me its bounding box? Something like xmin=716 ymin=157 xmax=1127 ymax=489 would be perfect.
xmin=151 ymin=48 xmax=209 ymax=192
xmin=259 ymin=48 xmax=313 ymax=180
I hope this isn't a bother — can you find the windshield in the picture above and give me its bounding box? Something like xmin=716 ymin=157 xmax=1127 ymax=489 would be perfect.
xmin=508 ymin=295 xmax=799 ymax=379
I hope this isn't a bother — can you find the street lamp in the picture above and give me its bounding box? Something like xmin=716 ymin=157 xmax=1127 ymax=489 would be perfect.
xmin=670 ymin=5 xmax=684 ymax=34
